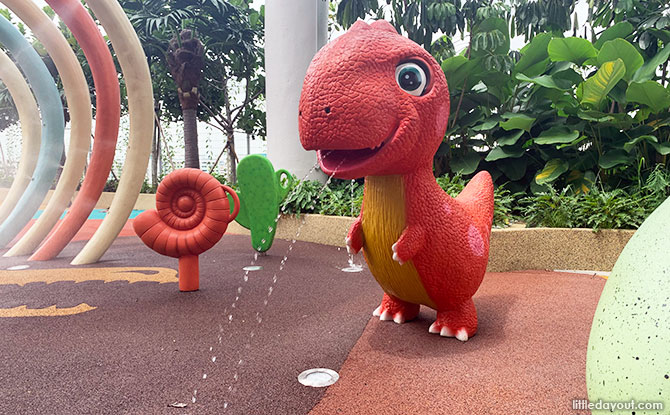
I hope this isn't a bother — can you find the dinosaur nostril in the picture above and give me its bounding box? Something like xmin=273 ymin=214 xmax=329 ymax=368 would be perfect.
xmin=324 ymin=106 xmax=331 ymax=114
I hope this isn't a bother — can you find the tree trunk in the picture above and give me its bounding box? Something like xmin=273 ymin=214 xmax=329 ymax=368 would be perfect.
xmin=183 ymin=108 xmax=200 ymax=168
xmin=166 ymin=29 xmax=204 ymax=169
xmin=151 ymin=116 xmax=159 ymax=188
xmin=227 ymin=130 xmax=237 ymax=184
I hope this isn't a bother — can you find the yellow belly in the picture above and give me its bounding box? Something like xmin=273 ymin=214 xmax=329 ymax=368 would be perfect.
xmin=361 ymin=175 xmax=436 ymax=308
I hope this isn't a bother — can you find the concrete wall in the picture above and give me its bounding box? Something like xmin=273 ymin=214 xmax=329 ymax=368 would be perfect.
xmin=0 ymin=187 xmax=634 ymax=272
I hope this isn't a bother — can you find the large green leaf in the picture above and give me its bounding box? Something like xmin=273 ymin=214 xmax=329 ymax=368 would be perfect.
xmin=497 ymin=129 xmax=524 ymax=146
xmin=633 ymin=44 xmax=670 ymax=82
xmin=597 ymin=39 xmax=643 ymax=80
xmin=500 ymin=113 xmax=535 ymax=132
xmin=515 ymin=73 xmax=570 ymax=90
xmin=580 ymin=58 xmax=626 ymax=108
xmin=450 ymin=152 xmax=481 ymax=175
xmin=471 ymin=117 xmax=500 ymax=131
xmin=515 ymin=32 xmax=552 ymax=76
xmin=534 ymin=126 xmax=580 ymax=145
xmin=598 ymin=150 xmax=630 ymax=169
xmin=594 ymin=22 xmax=634 ymax=49
xmin=651 ymin=142 xmax=670 ymax=155
xmin=548 ymin=37 xmax=598 ymax=65
xmin=535 ymin=159 xmax=569 ymax=184
xmin=497 ymin=157 xmax=527 ymax=181
xmin=623 ymin=134 xmax=657 ymax=152
xmin=442 ymin=56 xmax=472 ymax=92
xmin=626 ymin=81 xmax=670 ymax=113
xmin=485 ymin=146 xmax=524 ymax=161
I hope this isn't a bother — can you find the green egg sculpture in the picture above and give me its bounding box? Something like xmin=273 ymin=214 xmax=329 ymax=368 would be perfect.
xmin=586 ymin=196 xmax=670 ymax=414
xmin=228 ymin=155 xmax=293 ymax=252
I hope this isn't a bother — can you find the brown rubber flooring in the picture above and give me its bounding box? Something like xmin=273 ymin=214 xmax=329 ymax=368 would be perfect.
xmin=0 ymin=228 xmax=605 ymax=414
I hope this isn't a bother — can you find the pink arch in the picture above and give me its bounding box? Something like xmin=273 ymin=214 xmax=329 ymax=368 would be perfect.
xmin=31 ymin=0 xmax=121 ymax=261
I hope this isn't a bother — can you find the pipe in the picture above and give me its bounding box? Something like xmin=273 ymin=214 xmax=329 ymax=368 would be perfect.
xmin=71 ymin=0 xmax=153 ymax=265
xmin=3 ymin=0 xmax=92 ymax=256
xmin=30 ymin=0 xmax=121 ymax=261
xmin=0 ymin=14 xmax=64 ymax=248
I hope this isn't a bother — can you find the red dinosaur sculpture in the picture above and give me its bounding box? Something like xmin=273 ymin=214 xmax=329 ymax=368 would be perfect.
xmin=299 ymin=20 xmax=494 ymax=341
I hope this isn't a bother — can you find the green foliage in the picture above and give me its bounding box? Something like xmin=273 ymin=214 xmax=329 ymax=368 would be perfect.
xmin=519 ymin=187 xmax=580 ymax=228
xmin=435 ymin=173 xmax=517 ymax=227
xmin=519 ymin=186 xmax=651 ymax=230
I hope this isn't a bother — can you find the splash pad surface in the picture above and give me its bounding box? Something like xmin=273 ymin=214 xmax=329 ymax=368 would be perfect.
xmin=0 ymin=230 xmax=605 ymax=414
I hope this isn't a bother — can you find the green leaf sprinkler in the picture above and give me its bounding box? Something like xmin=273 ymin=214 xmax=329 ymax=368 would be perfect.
xmin=228 ymin=155 xmax=293 ymax=252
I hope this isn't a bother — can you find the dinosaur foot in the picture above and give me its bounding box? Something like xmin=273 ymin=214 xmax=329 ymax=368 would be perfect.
xmin=429 ymin=300 xmax=477 ymax=342
xmin=372 ymin=293 xmax=420 ymax=324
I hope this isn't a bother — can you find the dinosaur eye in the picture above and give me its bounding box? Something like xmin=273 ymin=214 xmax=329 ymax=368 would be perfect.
xmin=395 ymin=62 xmax=428 ymax=96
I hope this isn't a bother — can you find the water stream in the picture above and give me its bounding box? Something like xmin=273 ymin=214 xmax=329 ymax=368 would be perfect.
xmin=191 ymin=156 xmax=349 ymax=410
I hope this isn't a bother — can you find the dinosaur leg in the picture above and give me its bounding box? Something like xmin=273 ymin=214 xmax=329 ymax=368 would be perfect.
xmin=373 ymin=293 xmax=420 ymax=324
xmin=429 ymin=298 xmax=477 ymax=342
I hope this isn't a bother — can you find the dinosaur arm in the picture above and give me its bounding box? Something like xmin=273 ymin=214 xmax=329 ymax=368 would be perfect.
xmin=345 ymin=215 xmax=364 ymax=254
xmin=391 ymin=224 xmax=425 ymax=265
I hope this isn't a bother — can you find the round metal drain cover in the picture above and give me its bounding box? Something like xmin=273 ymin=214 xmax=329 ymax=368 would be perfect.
xmin=298 ymin=368 xmax=339 ymax=387
xmin=7 ymin=265 xmax=29 ymax=271
xmin=243 ymin=265 xmax=263 ymax=271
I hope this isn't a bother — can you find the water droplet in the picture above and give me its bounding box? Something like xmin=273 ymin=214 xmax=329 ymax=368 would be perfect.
xmin=212 ymin=356 xmax=217 ymax=362
xmin=209 ymin=347 xmax=213 ymax=351
xmin=268 ymin=226 xmax=273 ymax=232
xmin=228 ymin=315 xmax=233 ymax=321
xmin=224 ymin=402 xmax=228 ymax=409
xmin=192 ymin=396 xmax=196 ymax=403
xmin=261 ymin=239 xmax=266 ymax=244
xmin=203 ymin=374 xmax=207 ymax=379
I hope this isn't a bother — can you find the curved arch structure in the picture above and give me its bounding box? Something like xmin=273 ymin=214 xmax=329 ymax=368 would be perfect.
xmin=4 ymin=0 xmax=92 ymax=256
xmin=0 ymin=49 xmax=41 ymax=225
xmin=71 ymin=0 xmax=153 ymax=265
xmin=0 ymin=14 xmax=65 ymax=248
xmin=29 ymin=0 xmax=121 ymax=261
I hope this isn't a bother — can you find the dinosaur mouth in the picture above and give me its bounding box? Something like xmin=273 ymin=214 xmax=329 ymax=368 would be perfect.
xmin=318 ymin=125 xmax=398 ymax=176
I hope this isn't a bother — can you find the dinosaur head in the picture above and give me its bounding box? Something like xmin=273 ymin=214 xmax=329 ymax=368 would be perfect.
xmin=299 ymin=20 xmax=450 ymax=179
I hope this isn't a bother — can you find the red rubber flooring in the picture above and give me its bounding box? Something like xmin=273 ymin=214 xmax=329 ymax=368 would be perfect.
xmin=0 ymin=229 xmax=605 ymax=414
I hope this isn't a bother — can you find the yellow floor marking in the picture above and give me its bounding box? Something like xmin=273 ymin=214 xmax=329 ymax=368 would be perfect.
xmin=0 ymin=267 xmax=178 ymax=286
xmin=0 ymin=303 xmax=96 ymax=317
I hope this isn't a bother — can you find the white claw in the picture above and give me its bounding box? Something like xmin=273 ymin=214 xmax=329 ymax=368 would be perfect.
xmin=428 ymin=322 xmax=440 ymax=334
xmin=440 ymin=326 xmax=455 ymax=337
xmin=393 ymin=313 xmax=405 ymax=324
xmin=379 ymin=310 xmax=393 ymax=321
xmin=455 ymin=329 xmax=469 ymax=342
xmin=372 ymin=305 xmax=382 ymax=317
xmin=391 ymin=242 xmax=404 ymax=265
xmin=345 ymin=237 xmax=353 ymax=254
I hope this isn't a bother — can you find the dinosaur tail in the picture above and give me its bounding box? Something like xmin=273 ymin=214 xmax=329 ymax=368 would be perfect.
xmin=455 ymin=171 xmax=495 ymax=231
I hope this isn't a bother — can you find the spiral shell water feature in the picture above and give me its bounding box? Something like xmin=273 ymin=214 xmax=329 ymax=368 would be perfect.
xmin=133 ymin=169 xmax=240 ymax=291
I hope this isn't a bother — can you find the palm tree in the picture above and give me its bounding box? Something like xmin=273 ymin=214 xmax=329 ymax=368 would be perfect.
xmin=120 ymin=0 xmax=263 ymax=179
xmin=166 ymin=29 xmax=204 ymax=168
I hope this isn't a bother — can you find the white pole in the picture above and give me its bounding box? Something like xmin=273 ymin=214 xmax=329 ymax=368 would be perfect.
xmin=265 ymin=0 xmax=328 ymax=181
